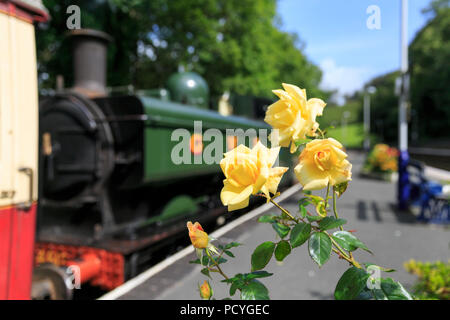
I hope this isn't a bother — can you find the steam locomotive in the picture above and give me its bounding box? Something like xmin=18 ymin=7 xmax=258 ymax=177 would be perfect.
xmin=32 ymin=29 xmax=294 ymax=299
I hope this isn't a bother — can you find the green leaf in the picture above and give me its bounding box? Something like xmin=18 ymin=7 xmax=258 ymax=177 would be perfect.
xmin=308 ymin=232 xmax=332 ymax=267
xmin=290 ymin=223 xmax=311 ymax=248
xmin=299 ymin=205 xmax=307 ymax=218
xmin=201 ymin=267 xmax=211 ymax=279
xmin=334 ymin=182 xmax=348 ymax=197
xmin=304 ymin=194 xmax=327 ymax=216
xmin=379 ymin=278 xmax=413 ymax=300
xmin=318 ymin=217 xmax=347 ymax=230
xmin=243 ymin=271 xmax=273 ymax=281
xmin=251 ymin=241 xmax=276 ymax=271
xmin=356 ymin=287 xmax=375 ymax=300
xmin=258 ymin=215 xmax=277 ymax=223
xmin=274 ymin=240 xmax=291 ymax=261
xmin=298 ymin=198 xmax=311 ymax=207
xmin=224 ymin=250 xmax=235 ymax=258
xmin=357 ymin=287 xmax=388 ymax=300
xmin=229 ymin=279 xmax=244 ymax=296
xmin=271 ymin=222 xmax=290 ymax=239
xmin=364 ymin=263 xmax=396 ymax=273
xmin=210 ymin=257 xmax=227 ymax=266
xmin=240 ymin=280 xmax=270 ymax=300
xmin=221 ymin=273 xmax=243 ymax=284
xmin=332 ymin=231 xmax=372 ymax=253
xmin=305 ymin=194 xmax=324 ymax=205
xmin=224 ymin=242 xmax=242 ymax=250
xmin=306 ymin=215 xmax=324 ymax=222
xmin=334 ymin=267 xmax=370 ymax=300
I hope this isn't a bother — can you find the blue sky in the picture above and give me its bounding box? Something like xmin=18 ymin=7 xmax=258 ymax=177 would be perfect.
xmin=277 ymin=0 xmax=433 ymax=103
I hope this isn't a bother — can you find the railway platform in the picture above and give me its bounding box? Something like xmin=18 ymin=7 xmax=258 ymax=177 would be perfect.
xmin=100 ymin=152 xmax=449 ymax=300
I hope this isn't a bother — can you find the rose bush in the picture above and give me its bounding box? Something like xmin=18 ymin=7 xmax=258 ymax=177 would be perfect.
xmin=187 ymin=83 xmax=413 ymax=300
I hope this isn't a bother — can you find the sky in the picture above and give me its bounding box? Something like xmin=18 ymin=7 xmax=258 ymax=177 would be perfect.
xmin=277 ymin=0 xmax=433 ymax=104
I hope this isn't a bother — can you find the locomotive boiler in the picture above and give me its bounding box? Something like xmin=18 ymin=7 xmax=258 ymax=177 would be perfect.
xmin=33 ymin=29 xmax=293 ymax=299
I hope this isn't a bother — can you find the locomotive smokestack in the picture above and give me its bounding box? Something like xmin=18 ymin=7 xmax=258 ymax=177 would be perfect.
xmin=70 ymin=29 xmax=112 ymax=97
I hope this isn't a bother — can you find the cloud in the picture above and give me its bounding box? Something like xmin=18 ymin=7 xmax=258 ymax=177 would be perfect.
xmin=319 ymin=58 xmax=373 ymax=105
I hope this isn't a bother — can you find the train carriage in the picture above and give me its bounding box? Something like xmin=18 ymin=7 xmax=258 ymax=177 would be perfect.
xmin=0 ymin=0 xmax=48 ymax=300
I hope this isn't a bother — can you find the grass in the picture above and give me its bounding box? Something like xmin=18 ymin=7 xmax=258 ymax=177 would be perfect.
xmin=326 ymin=123 xmax=365 ymax=149
xmin=318 ymin=101 xmax=362 ymax=128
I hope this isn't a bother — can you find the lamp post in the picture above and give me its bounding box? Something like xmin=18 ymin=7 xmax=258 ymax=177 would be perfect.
xmin=363 ymin=86 xmax=376 ymax=152
xmin=398 ymin=0 xmax=410 ymax=210
xmin=341 ymin=111 xmax=351 ymax=146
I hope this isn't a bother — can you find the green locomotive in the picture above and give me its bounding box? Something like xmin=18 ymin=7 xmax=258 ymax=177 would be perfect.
xmin=33 ymin=29 xmax=294 ymax=299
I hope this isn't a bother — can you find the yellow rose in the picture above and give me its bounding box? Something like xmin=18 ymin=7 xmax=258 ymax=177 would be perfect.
xmin=220 ymin=142 xmax=288 ymax=211
xmin=294 ymin=138 xmax=352 ymax=190
xmin=199 ymin=280 xmax=213 ymax=300
xmin=264 ymin=83 xmax=326 ymax=153
xmin=187 ymin=221 xmax=209 ymax=249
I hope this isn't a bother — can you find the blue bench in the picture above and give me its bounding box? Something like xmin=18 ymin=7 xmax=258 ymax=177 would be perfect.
xmin=407 ymin=160 xmax=450 ymax=224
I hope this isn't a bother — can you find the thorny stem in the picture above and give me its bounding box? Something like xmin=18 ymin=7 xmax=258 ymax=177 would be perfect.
xmin=206 ymin=250 xmax=229 ymax=280
xmin=269 ymin=198 xmax=297 ymax=221
xmin=325 ymin=183 xmax=330 ymax=211
xmin=332 ymin=187 xmax=344 ymax=231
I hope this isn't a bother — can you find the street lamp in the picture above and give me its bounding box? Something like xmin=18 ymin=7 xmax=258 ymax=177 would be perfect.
xmin=341 ymin=111 xmax=351 ymax=146
xmin=363 ymin=86 xmax=376 ymax=152
xmin=398 ymin=0 xmax=410 ymax=210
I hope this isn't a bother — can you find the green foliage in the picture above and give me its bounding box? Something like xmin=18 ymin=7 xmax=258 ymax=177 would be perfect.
xmin=37 ymin=0 xmax=325 ymax=102
xmin=240 ymin=280 xmax=270 ymax=300
xmin=410 ymin=7 xmax=450 ymax=141
xmin=218 ymin=242 xmax=242 ymax=250
xmin=289 ymin=223 xmax=311 ymax=248
xmin=303 ymin=194 xmax=327 ymax=217
xmin=333 ymin=182 xmax=348 ymax=198
xmin=318 ymin=101 xmax=362 ymax=128
xmin=274 ymin=240 xmax=291 ymax=262
xmin=377 ymin=278 xmax=413 ymax=300
xmin=223 ymin=272 xmax=272 ymax=299
xmin=404 ymin=259 xmax=450 ymax=300
xmin=336 ymin=267 xmax=413 ymax=300
xmin=325 ymin=123 xmax=365 ymax=149
xmin=360 ymin=71 xmax=400 ymax=144
xmin=271 ymin=222 xmax=291 ymax=239
xmin=360 ymin=3 xmax=450 ymax=144
xmin=306 ymin=215 xmax=324 ymax=222
xmin=251 ymin=241 xmax=276 ymax=271
xmin=258 ymin=214 xmax=278 ymax=223
xmin=189 ymin=255 xmax=210 ymax=266
xmin=334 ymin=267 xmax=370 ymax=300
xmin=332 ymin=231 xmax=372 ymax=253
xmin=201 ymin=267 xmax=212 ymax=278
xmin=308 ymin=232 xmax=332 ymax=267
xmin=318 ymin=217 xmax=347 ymax=231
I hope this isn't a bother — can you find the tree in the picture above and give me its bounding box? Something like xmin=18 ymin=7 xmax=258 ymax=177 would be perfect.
xmin=360 ymin=2 xmax=450 ymax=144
xmin=409 ymin=6 xmax=450 ymax=140
xmin=362 ymin=71 xmax=401 ymax=144
xmin=36 ymin=0 xmax=326 ymax=102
